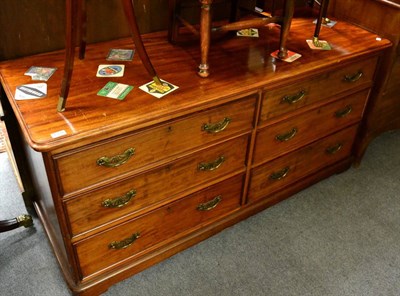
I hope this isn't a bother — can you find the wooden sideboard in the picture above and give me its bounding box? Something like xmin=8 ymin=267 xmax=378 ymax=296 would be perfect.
xmin=0 ymin=18 xmax=391 ymax=295
xmin=328 ymin=0 xmax=400 ymax=162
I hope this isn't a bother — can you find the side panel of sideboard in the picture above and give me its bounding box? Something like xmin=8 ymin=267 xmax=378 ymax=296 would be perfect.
xmin=329 ymin=0 xmax=400 ymax=162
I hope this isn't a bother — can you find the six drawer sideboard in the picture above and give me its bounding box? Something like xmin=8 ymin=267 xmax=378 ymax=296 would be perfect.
xmin=0 ymin=17 xmax=391 ymax=295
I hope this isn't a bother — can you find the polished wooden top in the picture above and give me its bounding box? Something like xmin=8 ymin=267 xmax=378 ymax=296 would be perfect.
xmin=0 ymin=17 xmax=391 ymax=152
xmin=375 ymin=0 xmax=400 ymax=8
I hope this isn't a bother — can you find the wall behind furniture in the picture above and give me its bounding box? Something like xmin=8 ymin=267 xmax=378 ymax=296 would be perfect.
xmin=0 ymin=0 xmax=241 ymax=61
xmin=0 ymin=0 xmax=168 ymax=61
xmin=0 ymin=0 xmax=312 ymax=61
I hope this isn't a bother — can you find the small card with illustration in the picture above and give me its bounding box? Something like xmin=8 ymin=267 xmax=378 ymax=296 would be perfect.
xmin=237 ymin=28 xmax=259 ymax=38
xmin=97 ymin=81 xmax=133 ymax=100
xmin=15 ymin=83 xmax=47 ymax=100
xmin=270 ymin=50 xmax=302 ymax=63
xmin=139 ymin=80 xmax=179 ymax=99
xmin=313 ymin=18 xmax=337 ymax=28
xmin=25 ymin=66 xmax=57 ymax=81
xmin=306 ymin=39 xmax=332 ymax=50
xmin=106 ymin=49 xmax=135 ymax=61
xmin=96 ymin=65 xmax=125 ymax=77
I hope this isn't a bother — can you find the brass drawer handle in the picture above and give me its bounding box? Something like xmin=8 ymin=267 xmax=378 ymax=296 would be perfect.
xmin=197 ymin=195 xmax=222 ymax=211
xmin=202 ymin=117 xmax=231 ymax=134
xmin=281 ymin=90 xmax=306 ymax=104
xmin=343 ymin=70 xmax=363 ymax=82
xmin=275 ymin=127 xmax=298 ymax=142
xmin=102 ymin=189 xmax=137 ymax=208
xmin=96 ymin=147 xmax=135 ymax=168
xmin=109 ymin=232 xmax=140 ymax=250
xmin=335 ymin=105 xmax=353 ymax=118
xmin=198 ymin=156 xmax=225 ymax=171
xmin=326 ymin=143 xmax=343 ymax=155
xmin=269 ymin=166 xmax=290 ymax=180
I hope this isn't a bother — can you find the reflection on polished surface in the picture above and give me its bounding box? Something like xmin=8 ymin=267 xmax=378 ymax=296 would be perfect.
xmin=168 ymin=0 xmax=295 ymax=77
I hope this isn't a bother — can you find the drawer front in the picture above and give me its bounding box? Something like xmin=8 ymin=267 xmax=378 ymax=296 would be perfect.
xmin=55 ymin=96 xmax=256 ymax=195
xmin=74 ymin=175 xmax=243 ymax=278
xmin=260 ymin=56 xmax=377 ymax=122
xmin=65 ymin=135 xmax=249 ymax=236
xmin=253 ymin=89 xmax=368 ymax=165
xmin=249 ymin=125 xmax=358 ymax=203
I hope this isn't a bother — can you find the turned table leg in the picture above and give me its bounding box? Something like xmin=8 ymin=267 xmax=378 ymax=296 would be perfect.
xmin=58 ymin=0 xmax=78 ymax=112
xmin=58 ymin=0 xmax=162 ymax=112
xmin=121 ymin=0 xmax=162 ymax=85
xmin=0 ymin=215 xmax=33 ymax=233
xmin=168 ymin=0 xmax=179 ymax=43
xmin=313 ymin=0 xmax=330 ymax=46
xmin=229 ymin=0 xmax=239 ymax=23
xmin=78 ymin=0 xmax=87 ymax=60
xmin=198 ymin=0 xmax=212 ymax=78
xmin=197 ymin=0 xmax=295 ymax=75
xmin=278 ymin=0 xmax=295 ymax=59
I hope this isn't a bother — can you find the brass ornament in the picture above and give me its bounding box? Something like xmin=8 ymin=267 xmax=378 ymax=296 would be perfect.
xmin=97 ymin=147 xmax=135 ymax=168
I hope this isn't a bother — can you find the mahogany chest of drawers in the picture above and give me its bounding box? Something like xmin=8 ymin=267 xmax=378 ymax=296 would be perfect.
xmin=0 ymin=18 xmax=391 ymax=295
